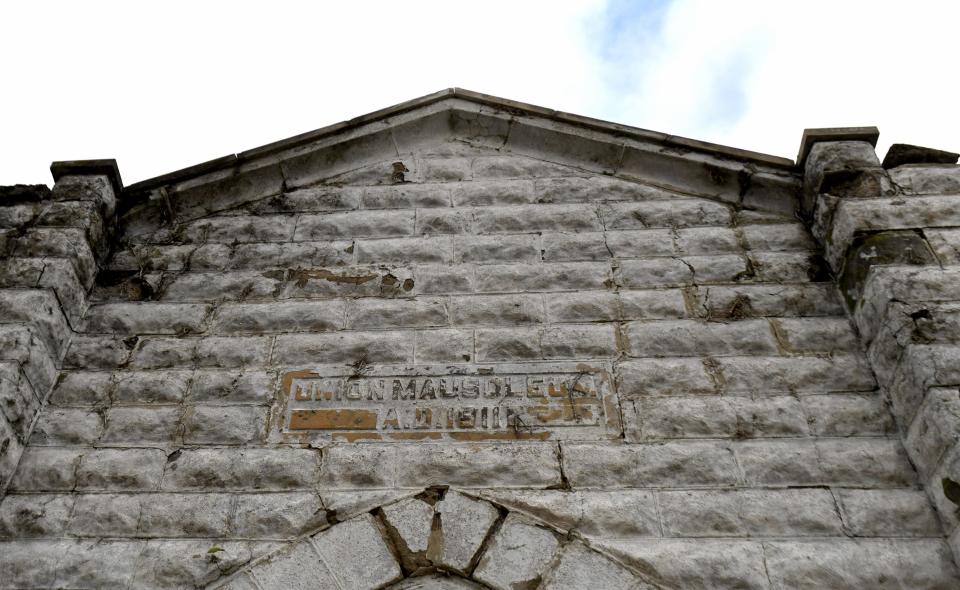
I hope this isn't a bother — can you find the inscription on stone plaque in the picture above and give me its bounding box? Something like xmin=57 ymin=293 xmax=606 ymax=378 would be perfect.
xmin=274 ymin=363 xmax=621 ymax=441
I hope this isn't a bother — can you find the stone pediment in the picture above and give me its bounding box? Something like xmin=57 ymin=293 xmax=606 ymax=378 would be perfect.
xmin=118 ymin=89 xmax=800 ymax=236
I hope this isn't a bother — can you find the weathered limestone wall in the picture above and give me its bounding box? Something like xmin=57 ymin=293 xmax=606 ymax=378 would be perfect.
xmin=0 ymin=97 xmax=958 ymax=588
xmin=0 ymin=166 xmax=119 ymax=496
xmin=803 ymin=131 xmax=960 ymax=565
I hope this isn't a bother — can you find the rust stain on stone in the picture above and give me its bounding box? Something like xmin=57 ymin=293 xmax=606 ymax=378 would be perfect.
xmin=386 ymin=432 xmax=443 ymax=441
xmin=330 ymin=431 xmax=383 ymax=442
xmin=290 ymin=268 xmax=378 ymax=287
xmin=449 ymin=431 xmax=551 ymax=441
xmin=281 ymin=369 xmax=321 ymax=395
xmin=290 ymin=409 xmax=378 ymax=430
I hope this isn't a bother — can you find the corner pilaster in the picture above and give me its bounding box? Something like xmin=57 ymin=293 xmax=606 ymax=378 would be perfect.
xmin=799 ymin=127 xmax=960 ymax=561
xmin=0 ymin=160 xmax=122 ymax=495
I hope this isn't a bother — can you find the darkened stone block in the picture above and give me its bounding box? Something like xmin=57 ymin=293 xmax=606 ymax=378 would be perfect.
xmin=840 ymin=230 xmax=938 ymax=308
xmin=882 ymin=143 xmax=959 ymax=169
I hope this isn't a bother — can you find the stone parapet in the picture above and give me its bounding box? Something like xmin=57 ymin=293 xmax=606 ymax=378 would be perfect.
xmin=0 ymin=162 xmax=121 ymax=494
xmin=801 ymin=129 xmax=960 ymax=562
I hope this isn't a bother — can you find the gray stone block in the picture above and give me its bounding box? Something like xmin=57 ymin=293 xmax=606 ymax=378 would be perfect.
xmin=474 ymin=513 xmax=560 ymax=590
xmin=475 ymin=327 xmax=542 ymax=361
xmin=252 ymin=540 xmax=340 ymax=589
xmin=562 ymin=441 xmax=739 ymax=488
xmin=599 ymin=200 xmax=732 ymax=230
xmin=624 ymin=319 xmax=778 ymax=357
xmin=474 ymin=203 xmax=601 ymax=234
xmin=190 ymin=370 xmax=273 ymax=404
xmin=546 ymin=291 xmax=619 ymax=323
xmin=541 ymin=541 xmax=649 ymax=590
xmin=274 ymin=331 xmax=413 ymax=364
xmin=382 ymin=497 xmax=434 ymax=553
xmin=76 ymin=448 xmax=167 ymax=490
xmin=451 ymin=179 xmax=536 ymax=206
xmin=132 ymin=539 xmax=270 ymax=589
xmin=416 ymin=207 xmax=473 ymax=235
xmin=346 ymin=297 xmax=448 ymax=329
xmin=68 ymin=493 xmax=141 ymax=536
xmin=454 ymin=234 xmax=540 ymax=264
xmin=596 ymin=538 xmax=768 ymax=590
xmin=541 ymin=324 xmax=618 ymax=358
xmin=837 ymin=489 xmax=942 ymax=537
xmin=0 ymin=494 xmax=74 ymax=538
xmin=770 ymin=317 xmax=859 ymax=353
xmin=295 ymin=209 xmax=415 ymax=240
xmin=48 ymin=371 xmax=112 ymax=405
xmin=9 ymin=448 xmax=83 ymax=491
xmin=182 ymin=405 xmax=266 ymax=445
xmin=803 ymin=393 xmax=894 ymax=437
xmin=450 ymin=294 xmax=545 ymax=326
xmin=31 ymin=408 xmax=103 ymax=445
xmin=138 ymin=493 xmax=232 ymax=537
xmin=414 ymin=328 xmax=475 ymax=362
xmin=113 ymin=369 xmax=193 ymax=404
xmin=430 ymin=490 xmax=499 ymax=573
xmin=310 ymin=513 xmax=402 ymax=589
xmin=264 ymin=186 xmax=360 ymax=212
xmin=357 ymin=236 xmax=453 ymax=264
xmin=617 ymin=357 xmax=716 ymax=397
xmin=543 ymin=232 xmax=614 ymax=261
xmin=764 ymin=539 xmax=960 ymax=589
xmin=213 ymin=301 xmax=346 ymax=334
xmin=162 ymin=448 xmax=319 ymax=490
xmin=627 ymin=395 xmax=807 ymax=441
xmin=231 ymin=492 xmax=326 ymax=538
xmin=319 ymin=444 xmax=561 ymax=489
xmin=688 ymin=284 xmax=844 ymax=318
xmin=659 ymin=489 xmax=842 ymax=537
xmin=474 ymin=262 xmax=611 ymax=293
xmin=718 ymin=354 xmax=876 ymax=393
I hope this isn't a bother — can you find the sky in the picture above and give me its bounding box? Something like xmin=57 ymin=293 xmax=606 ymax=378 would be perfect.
xmin=1 ymin=0 xmax=958 ymax=186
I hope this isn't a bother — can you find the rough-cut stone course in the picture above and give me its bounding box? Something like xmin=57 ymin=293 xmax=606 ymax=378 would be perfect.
xmin=1 ymin=91 xmax=959 ymax=587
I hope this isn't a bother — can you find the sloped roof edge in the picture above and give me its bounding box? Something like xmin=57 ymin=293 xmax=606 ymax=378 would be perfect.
xmin=123 ymin=88 xmax=796 ymax=194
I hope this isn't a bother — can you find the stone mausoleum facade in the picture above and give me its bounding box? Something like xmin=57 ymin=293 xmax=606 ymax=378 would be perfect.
xmin=2 ymin=89 xmax=960 ymax=588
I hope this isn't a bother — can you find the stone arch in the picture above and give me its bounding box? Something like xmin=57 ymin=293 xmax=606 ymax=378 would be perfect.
xmin=210 ymin=488 xmax=661 ymax=589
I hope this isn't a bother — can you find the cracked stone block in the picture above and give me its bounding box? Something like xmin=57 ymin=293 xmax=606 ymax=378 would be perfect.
xmin=132 ymin=540 xmax=269 ymax=590
xmin=252 ymin=540 xmax=340 ymax=590
xmin=658 ymin=489 xmax=842 ymax=537
xmin=837 ymin=489 xmax=942 ymax=537
xmin=764 ymin=539 xmax=960 ymax=589
xmin=382 ymin=497 xmax=435 ymax=553
xmin=473 ymin=513 xmax=561 ymax=590
xmin=231 ymin=492 xmax=326 ymax=538
xmin=0 ymin=494 xmax=74 ymax=538
xmin=429 ymin=491 xmax=499 ymax=573
xmin=541 ymin=541 xmax=650 ymax=590
xmin=595 ymin=538 xmax=768 ymax=590
xmin=310 ymin=513 xmax=402 ymax=589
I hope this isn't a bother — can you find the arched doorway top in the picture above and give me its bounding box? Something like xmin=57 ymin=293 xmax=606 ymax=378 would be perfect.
xmin=210 ymin=488 xmax=661 ymax=589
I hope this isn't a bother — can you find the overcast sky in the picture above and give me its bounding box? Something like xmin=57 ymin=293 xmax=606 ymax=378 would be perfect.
xmin=2 ymin=0 xmax=958 ymax=186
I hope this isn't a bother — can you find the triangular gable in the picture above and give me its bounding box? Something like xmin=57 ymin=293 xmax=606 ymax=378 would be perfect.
xmin=119 ymin=89 xmax=800 ymax=235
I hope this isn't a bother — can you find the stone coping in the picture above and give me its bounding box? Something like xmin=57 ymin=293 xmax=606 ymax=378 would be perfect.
xmin=796 ymin=126 xmax=880 ymax=167
xmin=120 ymin=88 xmax=797 ymax=196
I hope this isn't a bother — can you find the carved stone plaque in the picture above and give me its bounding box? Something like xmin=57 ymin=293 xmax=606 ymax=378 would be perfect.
xmin=272 ymin=363 xmax=621 ymax=442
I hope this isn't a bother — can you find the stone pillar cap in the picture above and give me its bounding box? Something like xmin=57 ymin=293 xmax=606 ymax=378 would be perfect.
xmin=797 ymin=127 xmax=879 ymax=167
xmin=50 ymin=159 xmax=123 ymax=196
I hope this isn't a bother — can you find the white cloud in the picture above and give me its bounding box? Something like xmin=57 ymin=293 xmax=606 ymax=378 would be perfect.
xmin=1 ymin=0 xmax=957 ymax=185
xmin=594 ymin=0 xmax=960 ymax=160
